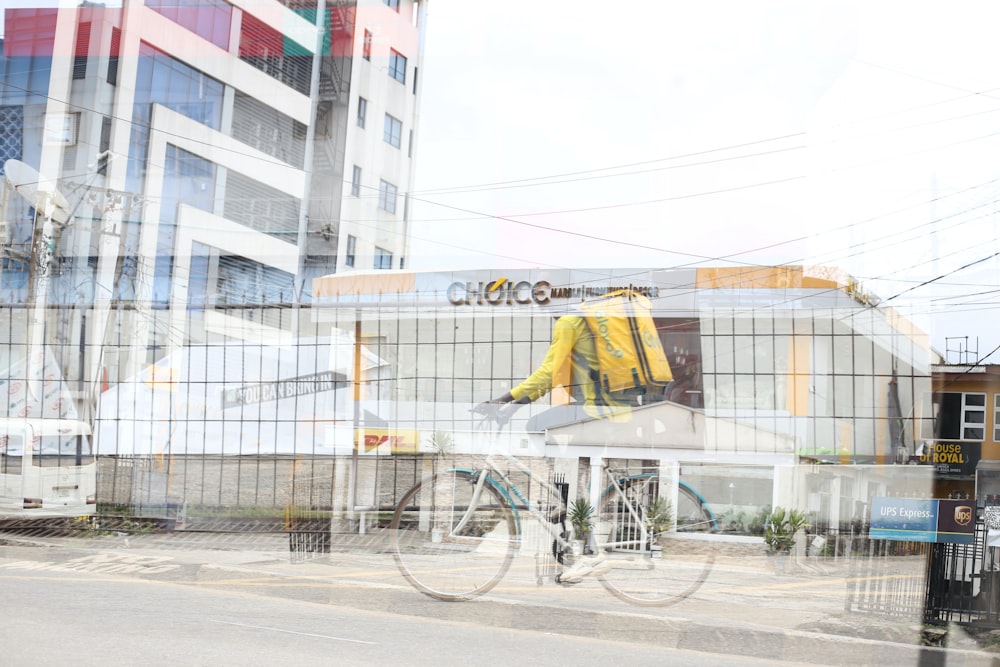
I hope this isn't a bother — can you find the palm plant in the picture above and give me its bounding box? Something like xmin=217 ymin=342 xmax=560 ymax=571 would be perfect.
xmin=568 ymin=497 xmax=595 ymax=540
xmin=644 ymin=496 xmax=674 ymax=544
xmin=427 ymin=430 xmax=454 ymax=458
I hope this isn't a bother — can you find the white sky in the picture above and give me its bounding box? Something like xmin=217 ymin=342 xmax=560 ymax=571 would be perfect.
xmin=408 ymin=0 xmax=1000 ymax=361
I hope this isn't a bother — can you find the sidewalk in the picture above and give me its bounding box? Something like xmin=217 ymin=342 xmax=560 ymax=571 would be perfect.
xmin=2 ymin=526 xmax=999 ymax=666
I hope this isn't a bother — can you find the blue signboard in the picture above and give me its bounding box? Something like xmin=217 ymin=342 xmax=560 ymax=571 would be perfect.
xmin=870 ymin=497 xmax=975 ymax=544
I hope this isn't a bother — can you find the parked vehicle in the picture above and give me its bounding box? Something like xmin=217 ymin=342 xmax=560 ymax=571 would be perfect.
xmin=0 ymin=418 xmax=96 ymax=518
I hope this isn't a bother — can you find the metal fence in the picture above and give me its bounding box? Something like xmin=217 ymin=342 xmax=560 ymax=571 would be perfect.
xmin=838 ymin=519 xmax=1000 ymax=629
xmin=843 ymin=534 xmax=929 ymax=620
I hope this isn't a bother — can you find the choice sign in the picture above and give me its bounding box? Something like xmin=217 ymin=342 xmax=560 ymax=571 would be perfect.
xmin=870 ymin=497 xmax=975 ymax=544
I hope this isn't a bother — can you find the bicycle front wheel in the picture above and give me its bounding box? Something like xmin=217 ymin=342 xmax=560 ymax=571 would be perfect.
xmin=595 ymin=475 xmax=716 ymax=606
xmin=391 ymin=470 xmax=518 ymax=601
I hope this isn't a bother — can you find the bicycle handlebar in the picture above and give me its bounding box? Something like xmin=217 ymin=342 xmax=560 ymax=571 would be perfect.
xmin=471 ymin=401 xmax=525 ymax=431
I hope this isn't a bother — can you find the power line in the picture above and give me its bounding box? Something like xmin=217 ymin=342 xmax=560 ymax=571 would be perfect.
xmin=411 ymin=136 xmax=806 ymax=196
xmin=882 ymin=252 xmax=1000 ymax=304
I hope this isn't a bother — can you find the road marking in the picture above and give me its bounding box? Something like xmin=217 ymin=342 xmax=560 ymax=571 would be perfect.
xmin=210 ymin=619 xmax=377 ymax=644
xmin=710 ymin=572 xmax=924 ymax=593
xmin=0 ymin=553 xmax=180 ymax=575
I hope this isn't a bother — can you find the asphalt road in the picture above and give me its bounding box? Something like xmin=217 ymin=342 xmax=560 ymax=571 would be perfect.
xmin=3 ymin=530 xmax=998 ymax=666
xmin=0 ymin=565 xmax=811 ymax=667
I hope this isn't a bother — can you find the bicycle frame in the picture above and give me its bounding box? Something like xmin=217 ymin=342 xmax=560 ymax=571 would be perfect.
xmin=446 ymin=451 xmax=673 ymax=560
xmin=448 ymin=451 xmax=566 ymax=553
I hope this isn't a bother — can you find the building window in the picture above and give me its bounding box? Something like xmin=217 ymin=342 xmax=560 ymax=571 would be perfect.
xmin=0 ymin=106 xmax=24 ymax=167
xmin=378 ymin=179 xmax=398 ymax=214
xmin=389 ymin=49 xmax=406 ymax=84
xmin=107 ymin=27 xmax=121 ymax=84
xmin=363 ymin=30 xmax=372 ymax=60
xmin=383 ymin=113 xmax=402 ymax=148
xmin=44 ymin=112 xmax=79 ymax=146
xmin=212 ymin=253 xmax=293 ymax=306
xmin=357 ymin=97 xmax=367 ymax=128
xmin=346 ymin=234 xmax=356 ymax=267
xmin=374 ymin=246 xmax=393 ymax=270
xmin=73 ymin=22 xmax=91 ymax=79
xmin=148 ymin=0 xmax=232 ymax=50
xmin=239 ymin=13 xmax=311 ymax=95
xmin=351 ymin=165 xmax=361 ymax=196
xmin=933 ymin=392 xmax=986 ymax=441
xmin=994 ymin=394 xmax=1000 ymax=441
xmin=97 ymin=116 xmax=111 ymax=175
xmin=384 ymin=0 xmax=400 ymax=10
xmin=134 ymin=44 xmax=225 ymax=131
xmin=127 ymin=45 xmax=226 ymax=291
xmin=222 ymin=171 xmax=298 ymax=241
xmin=232 ymin=93 xmax=306 ymax=168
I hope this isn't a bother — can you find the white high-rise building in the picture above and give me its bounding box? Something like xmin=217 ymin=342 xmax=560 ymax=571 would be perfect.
xmin=0 ymin=1 xmax=427 ymax=402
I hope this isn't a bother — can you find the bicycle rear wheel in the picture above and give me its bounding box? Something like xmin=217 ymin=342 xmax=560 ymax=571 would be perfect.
xmin=391 ymin=470 xmax=518 ymax=601
xmin=595 ymin=475 xmax=716 ymax=606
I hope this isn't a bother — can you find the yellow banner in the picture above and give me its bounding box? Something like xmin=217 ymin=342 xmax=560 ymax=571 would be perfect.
xmin=355 ymin=429 xmax=420 ymax=454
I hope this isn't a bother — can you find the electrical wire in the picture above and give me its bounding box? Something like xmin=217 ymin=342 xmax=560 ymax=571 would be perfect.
xmin=4 ymin=18 xmax=1000 ymax=338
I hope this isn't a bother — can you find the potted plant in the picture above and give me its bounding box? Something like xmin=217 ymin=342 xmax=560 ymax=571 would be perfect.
xmin=568 ymin=497 xmax=595 ymax=556
xmin=645 ymin=497 xmax=674 ymax=550
xmin=644 ymin=496 xmax=673 ymax=558
xmin=764 ymin=506 xmax=809 ymax=561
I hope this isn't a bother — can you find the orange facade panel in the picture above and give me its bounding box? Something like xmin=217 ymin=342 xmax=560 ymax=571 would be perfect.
xmin=313 ymin=271 xmax=417 ymax=298
xmin=695 ymin=265 xmax=842 ymax=290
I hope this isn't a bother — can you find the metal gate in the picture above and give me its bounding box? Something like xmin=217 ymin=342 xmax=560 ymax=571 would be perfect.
xmin=924 ymin=519 xmax=1000 ymax=626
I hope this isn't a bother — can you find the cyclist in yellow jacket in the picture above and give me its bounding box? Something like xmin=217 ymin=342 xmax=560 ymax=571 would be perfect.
xmin=478 ymin=314 xmax=626 ymax=583
xmin=479 ymin=314 xmax=631 ymax=432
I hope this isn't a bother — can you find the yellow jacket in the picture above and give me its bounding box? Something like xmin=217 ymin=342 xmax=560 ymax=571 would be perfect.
xmin=509 ymin=316 xmax=630 ymax=420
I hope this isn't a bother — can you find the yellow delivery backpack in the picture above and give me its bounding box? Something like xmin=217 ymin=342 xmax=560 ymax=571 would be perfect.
xmin=580 ymin=289 xmax=673 ymax=395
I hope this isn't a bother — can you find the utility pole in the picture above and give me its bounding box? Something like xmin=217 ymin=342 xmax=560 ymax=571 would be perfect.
xmin=85 ymin=183 xmax=126 ymax=424
xmin=2 ymin=157 xmax=123 ymax=426
xmin=4 ymin=159 xmax=73 ymax=408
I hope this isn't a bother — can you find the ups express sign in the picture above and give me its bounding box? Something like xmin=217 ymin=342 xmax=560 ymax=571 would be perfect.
xmin=870 ymin=497 xmax=975 ymax=544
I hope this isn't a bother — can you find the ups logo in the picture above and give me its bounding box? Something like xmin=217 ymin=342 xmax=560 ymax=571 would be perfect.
xmin=955 ymin=505 xmax=973 ymax=526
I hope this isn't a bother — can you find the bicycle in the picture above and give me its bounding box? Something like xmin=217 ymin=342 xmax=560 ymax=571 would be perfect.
xmin=390 ymin=405 xmax=719 ymax=606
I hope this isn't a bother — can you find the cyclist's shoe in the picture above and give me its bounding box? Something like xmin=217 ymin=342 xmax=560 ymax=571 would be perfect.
xmin=557 ymin=555 xmax=611 ymax=584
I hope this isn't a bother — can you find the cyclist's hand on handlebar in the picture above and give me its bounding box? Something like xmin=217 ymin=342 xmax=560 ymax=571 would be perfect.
xmin=473 ymin=396 xmax=530 ymax=432
xmin=474 ymin=392 xmax=515 ymax=416
xmin=472 ymin=402 xmax=507 ymax=431
xmin=473 ymin=400 xmax=502 ymax=416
